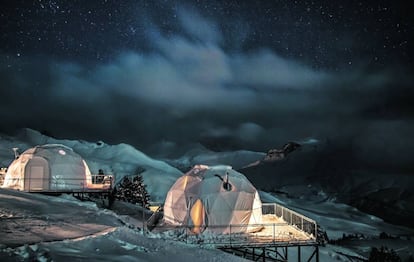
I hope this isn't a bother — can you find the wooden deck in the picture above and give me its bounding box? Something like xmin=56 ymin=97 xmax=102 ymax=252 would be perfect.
xmin=248 ymin=214 xmax=312 ymax=243
xmin=149 ymin=214 xmax=316 ymax=248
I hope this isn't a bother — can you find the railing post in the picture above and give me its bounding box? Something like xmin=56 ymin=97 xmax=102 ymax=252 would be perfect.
xmin=273 ymin=223 xmax=275 ymax=243
xmin=316 ymin=244 xmax=319 ymax=261
xmin=301 ymin=217 xmax=303 ymax=232
xmin=142 ymin=203 xmax=146 ymax=236
xmin=229 ymin=224 xmax=232 ymax=246
xmin=286 ymin=246 xmax=288 ymax=260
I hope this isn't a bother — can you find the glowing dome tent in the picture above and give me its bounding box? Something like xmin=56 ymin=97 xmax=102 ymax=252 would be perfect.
xmin=2 ymin=144 xmax=92 ymax=192
xmin=163 ymin=165 xmax=263 ymax=234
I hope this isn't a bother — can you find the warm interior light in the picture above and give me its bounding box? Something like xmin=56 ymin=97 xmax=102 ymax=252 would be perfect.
xmin=190 ymin=199 xmax=205 ymax=234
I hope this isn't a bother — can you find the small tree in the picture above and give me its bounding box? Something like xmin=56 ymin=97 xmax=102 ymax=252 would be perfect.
xmin=114 ymin=176 xmax=132 ymax=202
xmin=114 ymin=174 xmax=151 ymax=209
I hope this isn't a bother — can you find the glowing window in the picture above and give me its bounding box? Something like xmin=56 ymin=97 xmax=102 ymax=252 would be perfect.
xmin=58 ymin=149 xmax=66 ymax=155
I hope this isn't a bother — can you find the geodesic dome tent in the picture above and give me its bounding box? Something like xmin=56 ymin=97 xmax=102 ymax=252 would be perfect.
xmin=2 ymin=144 xmax=92 ymax=192
xmin=163 ymin=165 xmax=263 ymax=234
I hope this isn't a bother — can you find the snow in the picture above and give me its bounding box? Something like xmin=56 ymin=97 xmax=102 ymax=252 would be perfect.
xmin=0 ymin=188 xmax=119 ymax=247
xmin=1 ymin=129 xmax=414 ymax=261
xmin=0 ymin=188 xmax=247 ymax=262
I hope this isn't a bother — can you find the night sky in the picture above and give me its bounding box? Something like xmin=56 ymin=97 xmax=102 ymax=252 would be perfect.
xmin=1 ymin=1 xmax=413 ymax=171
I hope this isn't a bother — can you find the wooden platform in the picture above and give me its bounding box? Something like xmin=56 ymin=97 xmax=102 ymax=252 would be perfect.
xmin=247 ymin=214 xmax=312 ymax=244
xmin=148 ymin=202 xmax=320 ymax=260
xmin=149 ymin=215 xmax=315 ymax=248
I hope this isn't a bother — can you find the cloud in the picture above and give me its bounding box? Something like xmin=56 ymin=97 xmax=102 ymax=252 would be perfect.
xmin=236 ymin=122 xmax=265 ymax=142
xmin=176 ymin=6 xmax=222 ymax=44
xmin=0 ymin=6 xmax=413 ymax=174
xmin=231 ymin=50 xmax=329 ymax=89
xmin=43 ymin=36 xmax=331 ymax=113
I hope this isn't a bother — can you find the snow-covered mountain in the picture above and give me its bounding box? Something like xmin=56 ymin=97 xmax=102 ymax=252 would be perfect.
xmin=165 ymin=147 xmax=266 ymax=171
xmin=1 ymin=129 xmax=414 ymax=261
xmin=240 ymin=146 xmax=414 ymax=229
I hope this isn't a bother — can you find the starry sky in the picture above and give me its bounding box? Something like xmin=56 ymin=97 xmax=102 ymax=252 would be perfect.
xmin=0 ymin=0 xmax=413 ymax=172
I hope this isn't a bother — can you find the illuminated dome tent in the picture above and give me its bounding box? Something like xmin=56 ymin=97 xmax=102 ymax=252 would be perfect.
xmin=2 ymin=144 xmax=92 ymax=192
xmin=163 ymin=165 xmax=263 ymax=234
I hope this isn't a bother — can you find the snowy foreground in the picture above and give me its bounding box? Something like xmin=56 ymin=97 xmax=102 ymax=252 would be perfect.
xmin=0 ymin=188 xmax=246 ymax=262
xmin=1 ymin=129 xmax=414 ymax=261
xmin=1 ymin=188 xmax=413 ymax=261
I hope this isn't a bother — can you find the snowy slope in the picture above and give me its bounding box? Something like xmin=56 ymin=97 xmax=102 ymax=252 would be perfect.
xmin=0 ymin=188 xmax=247 ymax=262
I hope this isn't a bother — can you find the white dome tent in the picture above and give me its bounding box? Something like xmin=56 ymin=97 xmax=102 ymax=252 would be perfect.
xmin=2 ymin=144 xmax=93 ymax=192
xmin=163 ymin=165 xmax=263 ymax=234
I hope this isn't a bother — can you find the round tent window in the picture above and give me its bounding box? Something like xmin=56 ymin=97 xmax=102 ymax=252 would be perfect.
xmin=215 ymin=174 xmax=233 ymax=191
xmin=223 ymin=182 xmax=232 ymax=191
xmin=58 ymin=149 xmax=66 ymax=155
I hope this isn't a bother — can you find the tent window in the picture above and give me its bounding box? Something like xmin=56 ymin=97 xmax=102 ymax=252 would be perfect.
xmin=214 ymin=173 xmax=233 ymax=191
xmin=58 ymin=149 xmax=66 ymax=155
xmin=223 ymin=182 xmax=232 ymax=191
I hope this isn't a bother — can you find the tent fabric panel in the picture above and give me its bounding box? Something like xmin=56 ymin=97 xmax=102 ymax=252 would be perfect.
xmin=232 ymin=191 xmax=256 ymax=211
xmin=249 ymin=206 xmax=263 ymax=224
xmin=82 ymin=160 xmax=92 ymax=185
xmin=49 ymin=162 xmax=86 ymax=190
xmin=198 ymin=175 xmax=227 ymax=195
xmin=163 ymin=175 xmax=202 ymax=225
xmin=163 ymin=208 xmax=187 ymax=225
xmin=163 ymin=189 xmax=188 ymax=225
xmin=166 ymin=190 xmax=187 ymax=210
xmin=229 ymin=210 xmax=252 ymax=227
xmin=248 ymin=191 xmax=263 ymax=224
xmin=203 ymin=194 xmax=231 ymax=226
xmin=2 ymin=158 xmax=27 ymax=190
xmin=211 ymin=197 xmax=235 ymax=211
xmin=209 ymin=192 xmax=238 ymax=211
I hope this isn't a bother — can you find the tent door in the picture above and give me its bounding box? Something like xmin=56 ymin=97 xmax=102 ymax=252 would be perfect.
xmin=25 ymin=157 xmax=49 ymax=191
xmin=189 ymin=199 xmax=205 ymax=234
xmin=29 ymin=166 xmax=44 ymax=191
